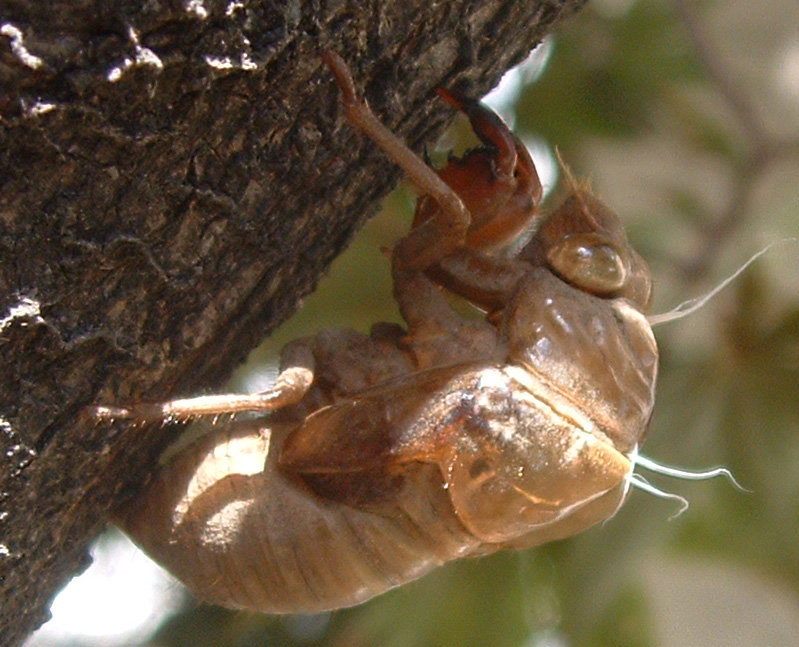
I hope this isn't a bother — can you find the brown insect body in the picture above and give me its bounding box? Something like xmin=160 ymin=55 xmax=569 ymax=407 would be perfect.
xmin=113 ymin=53 xmax=657 ymax=614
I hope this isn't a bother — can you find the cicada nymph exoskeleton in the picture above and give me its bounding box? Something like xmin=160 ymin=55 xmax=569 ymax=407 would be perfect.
xmin=99 ymin=52 xmax=737 ymax=614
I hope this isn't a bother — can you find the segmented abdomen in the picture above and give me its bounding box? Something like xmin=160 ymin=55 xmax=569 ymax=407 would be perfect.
xmin=119 ymin=417 xmax=483 ymax=613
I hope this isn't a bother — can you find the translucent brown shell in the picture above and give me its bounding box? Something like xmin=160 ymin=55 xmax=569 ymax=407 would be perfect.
xmin=111 ymin=53 xmax=658 ymax=614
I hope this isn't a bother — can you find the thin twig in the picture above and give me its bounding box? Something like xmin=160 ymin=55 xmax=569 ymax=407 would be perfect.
xmin=673 ymin=0 xmax=765 ymax=144
xmin=671 ymin=0 xmax=799 ymax=283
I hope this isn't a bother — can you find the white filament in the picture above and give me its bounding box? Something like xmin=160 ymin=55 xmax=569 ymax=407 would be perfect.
xmin=626 ymin=474 xmax=690 ymax=518
xmin=647 ymin=238 xmax=796 ymax=326
xmin=621 ymin=443 xmax=748 ymax=520
xmin=633 ymin=453 xmax=747 ymax=490
xmin=622 ymin=239 xmax=794 ymax=517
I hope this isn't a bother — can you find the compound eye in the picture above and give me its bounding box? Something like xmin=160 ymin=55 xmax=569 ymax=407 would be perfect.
xmin=546 ymin=233 xmax=628 ymax=295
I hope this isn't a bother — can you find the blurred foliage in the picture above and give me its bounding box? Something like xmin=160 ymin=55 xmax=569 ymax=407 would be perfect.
xmin=516 ymin=0 xmax=703 ymax=147
xmin=81 ymin=1 xmax=799 ymax=646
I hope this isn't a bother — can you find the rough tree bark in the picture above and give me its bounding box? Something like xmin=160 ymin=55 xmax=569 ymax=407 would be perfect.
xmin=0 ymin=1 xmax=585 ymax=644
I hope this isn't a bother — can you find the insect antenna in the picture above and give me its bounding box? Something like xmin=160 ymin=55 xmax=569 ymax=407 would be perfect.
xmin=647 ymin=238 xmax=796 ymax=326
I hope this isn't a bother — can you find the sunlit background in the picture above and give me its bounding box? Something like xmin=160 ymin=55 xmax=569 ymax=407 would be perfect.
xmin=27 ymin=0 xmax=799 ymax=645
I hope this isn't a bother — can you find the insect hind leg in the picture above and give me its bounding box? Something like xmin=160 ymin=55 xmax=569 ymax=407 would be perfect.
xmin=93 ymin=339 xmax=316 ymax=421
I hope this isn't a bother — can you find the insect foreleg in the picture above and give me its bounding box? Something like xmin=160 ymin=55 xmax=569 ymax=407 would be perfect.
xmin=322 ymin=50 xmax=470 ymax=271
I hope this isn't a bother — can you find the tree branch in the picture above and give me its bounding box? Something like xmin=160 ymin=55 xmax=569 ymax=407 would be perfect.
xmin=0 ymin=1 xmax=585 ymax=643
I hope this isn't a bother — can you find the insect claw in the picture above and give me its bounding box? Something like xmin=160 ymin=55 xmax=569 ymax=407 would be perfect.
xmin=320 ymin=50 xmax=359 ymax=108
xmin=435 ymin=87 xmax=467 ymax=111
xmin=422 ymin=145 xmax=432 ymax=166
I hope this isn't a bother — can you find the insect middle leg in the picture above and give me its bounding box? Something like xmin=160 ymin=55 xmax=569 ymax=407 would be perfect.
xmin=389 ymin=262 xmax=505 ymax=369
xmin=94 ymin=339 xmax=316 ymax=421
